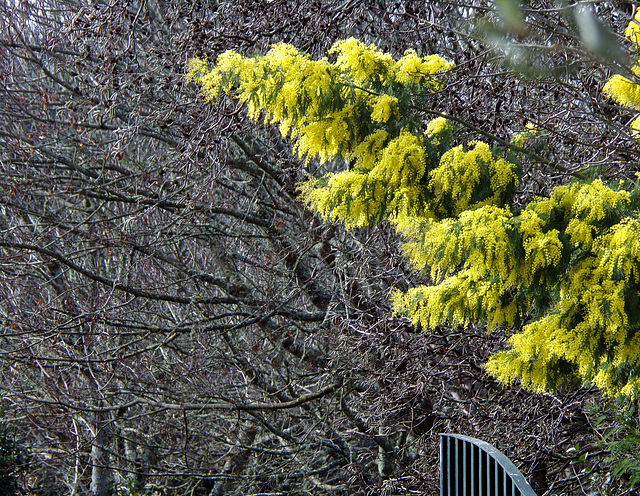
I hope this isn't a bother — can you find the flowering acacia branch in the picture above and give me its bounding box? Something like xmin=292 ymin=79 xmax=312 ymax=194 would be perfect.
xmin=188 ymin=35 xmax=640 ymax=397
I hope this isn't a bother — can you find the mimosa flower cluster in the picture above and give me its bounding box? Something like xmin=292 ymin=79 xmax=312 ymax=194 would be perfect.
xmin=189 ymin=35 xmax=640 ymax=397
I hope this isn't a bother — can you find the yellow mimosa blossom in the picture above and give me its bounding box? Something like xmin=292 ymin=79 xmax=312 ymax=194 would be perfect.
xmin=625 ymin=7 xmax=640 ymax=43
xmin=603 ymin=9 xmax=640 ymax=135
xmin=188 ymin=38 xmax=453 ymax=167
xmin=429 ymin=142 xmax=518 ymax=217
xmin=299 ymin=129 xmax=430 ymax=227
xmin=329 ymin=38 xmax=395 ymax=85
xmin=351 ymin=129 xmax=389 ymax=170
xmin=511 ymin=123 xmax=538 ymax=148
xmin=486 ymin=317 xmax=562 ymax=392
xmin=523 ymin=228 xmax=563 ymax=273
xmin=370 ymin=94 xmax=398 ymax=123
xmin=369 ymin=130 xmax=427 ymax=188
xmin=597 ymin=219 xmax=640 ymax=283
xmin=425 ymin=117 xmax=454 ymax=148
xmin=395 ymin=50 xmax=454 ymax=87
xmin=189 ymin=37 xmax=640 ymax=398
xmin=396 ymin=205 xmax=520 ymax=330
xmin=603 ymin=74 xmax=640 ymax=109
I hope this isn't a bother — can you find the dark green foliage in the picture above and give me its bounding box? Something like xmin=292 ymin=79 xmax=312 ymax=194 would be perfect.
xmin=0 ymin=415 xmax=29 ymax=495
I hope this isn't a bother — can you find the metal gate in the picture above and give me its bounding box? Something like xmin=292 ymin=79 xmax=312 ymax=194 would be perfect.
xmin=440 ymin=434 xmax=537 ymax=496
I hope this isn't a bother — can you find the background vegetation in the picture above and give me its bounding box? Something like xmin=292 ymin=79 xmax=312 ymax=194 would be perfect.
xmin=1 ymin=1 xmax=640 ymax=495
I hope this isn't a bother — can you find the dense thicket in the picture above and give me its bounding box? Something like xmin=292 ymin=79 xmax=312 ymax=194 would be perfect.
xmin=1 ymin=1 xmax=639 ymax=495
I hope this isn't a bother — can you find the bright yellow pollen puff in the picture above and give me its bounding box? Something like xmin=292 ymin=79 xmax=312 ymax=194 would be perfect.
xmin=293 ymin=105 xmax=353 ymax=164
xmin=572 ymin=179 xmax=629 ymax=221
xmin=615 ymin=332 xmax=640 ymax=372
xmin=566 ymin=257 xmax=600 ymax=295
xmin=565 ymin=218 xmax=594 ymax=248
xmin=425 ymin=117 xmax=453 ymax=147
xmin=597 ymin=218 xmax=640 ymax=283
xmin=298 ymin=171 xmax=370 ymax=228
xmin=370 ymin=131 xmax=428 ymax=220
xmin=265 ymin=42 xmax=301 ymax=66
xmin=351 ymin=129 xmax=389 ymax=170
xmin=518 ymin=204 xmax=564 ymax=279
xmin=426 ymin=116 xmax=451 ymax=135
xmin=511 ymin=123 xmax=538 ymax=148
xmin=395 ymin=50 xmax=454 ymax=87
xmin=486 ymin=316 xmax=563 ymax=392
xmin=399 ymin=217 xmax=461 ymax=279
xmin=185 ymin=58 xmax=215 ymax=97
xmin=400 ymin=206 xmax=515 ymax=279
xmin=460 ymin=206 xmax=515 ymax=278
xmin=602 ymin=62 xmax=640 ymax=137
xmin=526 ymin=229 xmax=563 ymax=270
xmin=396 ymin=205 xmax=518 ymax=330
xmin=329 ymin=38 xmax=395 ymax=85
xmin=429 ymin=141 xmax=518 ymax=217
xmin=391 ymin=272 xmax=475 ymax=329
xmin=565 ymin=180 xmax=630 ymax=249
xmin=603 ymin=75 xmax=640 ymax=109
xmin=516 ymin=182 xmax=624 ymax=280
xmin=369 ymin=130 xmax=427 ymax=186
xmin=370 ymin=94 xmax=399 ymax=123
xmin=582 ymin=279 xmax=627 ymax=343
xmin=299 ymin=129 xmax=427 ymax=228
xmin=625 ymin=7 xmax=640 ymax=44
xmin=392 ymin=269 xmax=516 ymax=332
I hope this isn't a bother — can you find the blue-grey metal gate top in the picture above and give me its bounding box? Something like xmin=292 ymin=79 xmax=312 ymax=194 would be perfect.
xmin=440 ymin=434 xmax=538 ymax=496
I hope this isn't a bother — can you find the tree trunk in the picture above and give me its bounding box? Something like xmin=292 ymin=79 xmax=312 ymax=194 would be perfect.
xmin=90 ymin=413 xmax=110 ymax=496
